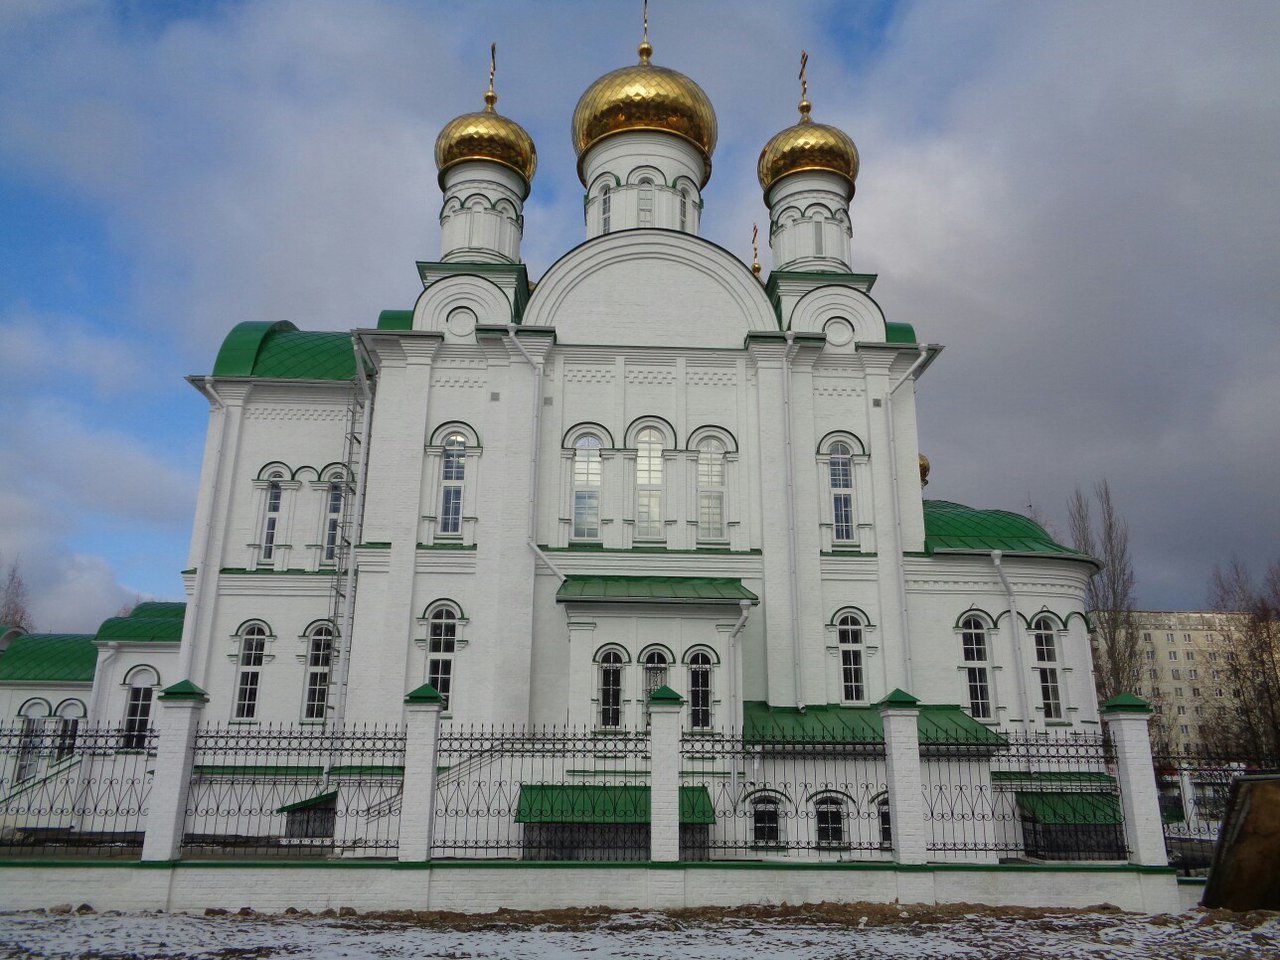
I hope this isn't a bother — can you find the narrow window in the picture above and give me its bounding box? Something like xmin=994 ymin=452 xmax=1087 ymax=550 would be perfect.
xmin=323 ymin=481 xmax=343 ymax=562
xmin=1033 ymin=616 xmax=1062 ymax=719
xmin=689 ymin=651 xmax=713 ymax=729
xmin=572 ymin=434 xmax=603 ymax=539
xmin=601 ymin=184 xmax=611 ymax=234
xmin=837 ymin=613 xmax=865 ymax=702
xmin=638 ymin=177 xmax=654 ymax=227
xmin=439 ymin=433 xmax=466 ymax=536
xmin=634 ymin=427 xmax=664 ymax=540
xmin=261 ymin=474 xmax=283 ymax=562
xmin=54 ymin=702 xmax=84 ymax=762
xmin=813 ymin=217 xmax=825 ymax=256
xmin=427 ymin=608 xmax=457 ymax=709
xmin=599 ymin=650 xmax=623 ymax=728
xmin=877 ymin=796 xmax=893 ymax=848
xmin=235 ymin=624 xmax=266 ymax=719
xmin=123 ymin=684 xmax=154 ymax=749
xmin=829 ymin=442 xmax=854 ymax=542
xmin=814 ymin=797 xmax=845 ymax=846
xmin=643 ymin=649 xmax=669 ymax=727
xmin=696 ymin=437 xmax=726 ymax=541
xmin=961 ymin=616 xmax=992 ymax=719
xmin=679 ymin=188 xmax=690 ymax=231
xmin=15 ymin=705 xmax=47 ymax=781
xmin=303 ymin=625 xmax=333 ymax=720
xmin=752 ymin=796 xmax=780 ymax=844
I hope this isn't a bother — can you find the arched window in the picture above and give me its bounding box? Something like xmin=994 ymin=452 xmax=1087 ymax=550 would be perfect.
xmin=601 ymin=184 xmax=612 ymax=234
xmin=837 ymin=612 xmax=865 ymax=703
xmin=598 ymin=649 xmax=624 ymax=729
xmin=426 ymin=606 xmax=458 ymax=709
xmin=638 ymin=177 xmax=654 ymax=227
xmin=439 ymin=433 xmax=467 ymax=536
xmin=679 ymin=188 xmax=690 ymax=231
xmin=235 ymin=624 xmax=267 ymax=719
xmin=813 ymin=795 xmax=846 ymax=846
xmin=751 ymin=794 xmax=781 ymax=845
xmin=961 ymin=616 xmax=992 ymax=719
xmin=688 ymin=651 xmax=713 ymax=729
xmin=572 ymin=434 xmax=603 ymax=540
xmin=262 ymin=471 xmax=284 ymax=563
xmin=1033 ymin=616 xmax=1062 ymax=719
xmin=54 ymin=699 xmax=85 ymax=762
xmin=875 ymin=793 xmax=893 ymax=849
xmin=813 ymin=215 xmax=825 ymax=257
xmin=642 ymin=649 xmax=670 ymax=727
xmin=15 ymin=699 xmax=50 ymax=782
xmin=323 ymin=478 xmax=344 ymax=563
xmin=123 ymin=666 xmax=158 ymax=749
xmin=828 ymin=441 xmax=854 ymax=543
xmin=634 ymin=427 xmax=665 ymax=540
xmin=695 ymin=437 xmax=726 ymax=541
xmin=303 ymin=624 xmax=334 ymax=720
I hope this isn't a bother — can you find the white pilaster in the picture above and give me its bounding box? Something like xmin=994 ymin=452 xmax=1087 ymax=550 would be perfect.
xmin=647 ymin=688 xmax=685 ymax=862
xmin=141 ymin=683 xmax=207 ymax=862
xmin=398 ymin=687 xmax=444 ymax=862
xmin=879 ymin=690 xmax=927 ymax=865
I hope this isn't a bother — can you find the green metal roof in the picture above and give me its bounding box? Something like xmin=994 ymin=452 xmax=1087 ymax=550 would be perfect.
xmin=377 ymin=309 xmax=414 ymax=331
xmin=212 ymin=320 xmax=359 ymax=381
xmin=742 ymin=701 xmax=1007 ymax=746
xmin=1015 ymin=791 xmax=1122 ymax=826
xmin=514 ymin=785 xmax=715 ymax=825
xmin=0 ymin=634 xmax=97 ymax=683
xmin=885 ymin=321 xmax=917 ymax=344
xmin=556 ymin=576 xmax=759 ymax=605
xmin=276 ymin=789 xmax=337 ymax=814
xmin=992 ymin=771 xmax=1117 ymax=785
xmin=922 ymin=500 xmax=1096 ymax=565
xmin=95 ymin=603 xmax=186 ymax=644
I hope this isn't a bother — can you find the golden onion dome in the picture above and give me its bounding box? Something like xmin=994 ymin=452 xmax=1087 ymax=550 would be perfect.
xmin=757 ymin=97 xmax=859 ymax=197
xmin=571 ymin=39 xmax=717 ymax=187
xmin=435 ymin=87 xmax=537 ymax=195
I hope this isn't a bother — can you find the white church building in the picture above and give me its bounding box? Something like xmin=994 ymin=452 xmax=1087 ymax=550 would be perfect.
xmin=0 ymin=28 xmax=1183 ymax=911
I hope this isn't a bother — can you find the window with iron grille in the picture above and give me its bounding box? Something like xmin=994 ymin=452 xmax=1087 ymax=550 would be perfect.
xmin=598 ymin=649 xmax=624 ymax=728
xmin=752 ymin=795 xmax=781 ymax=844
xmin=642 ymin=649 xmax=669 ymax=727
xmin=688 ymin=651 xmax=713 ymax=729
xmin=814 ymin=796 xmax=846 ymax=846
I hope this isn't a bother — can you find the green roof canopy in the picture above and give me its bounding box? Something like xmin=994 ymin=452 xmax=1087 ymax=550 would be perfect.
xmin=922 ymin=500 xmax=1097 ymax=566
xmin=556 ymin=576 xmax=758 ymax=605
xmin=0 ymin=634 xmax=97 ymax=683
xmin=276 ymin=789 xmax=338 ymax=814
xmin=212 ymin=321 xmax=361 ymax=381
xmin=95 ymin=602 xmax=186 ymax=644
xmin=1015 ymin=791 xmax=1122 ymax=826
xmin=742 ymin=701 xmax=1007 ymax=746
xmin=515 ymin=785 xmax=715 ymax=825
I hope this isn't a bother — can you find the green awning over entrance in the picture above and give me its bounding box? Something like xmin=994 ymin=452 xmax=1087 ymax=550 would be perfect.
xmin=555 ymin=576 xmax=759 ymax=605
xmin=515 ymin=784 xmax=715 ymax=825
xmin=1015 ymin=791 xmax=1123 ymax=826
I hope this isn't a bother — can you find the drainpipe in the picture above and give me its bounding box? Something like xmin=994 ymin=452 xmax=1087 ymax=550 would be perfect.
xmin=992 ymin=550 xmax=1032 ymax=725
xmin=782 ymin=332 xmax=804 ymax=709
xmin=884 ymin=346 xmax=929 ymax=692
xmin=506 ymin=325 xmax=566 ymax=583
xmin=179 ymin=378 xmax=229 ymax=685
xmin=728 ymin=599 xmax=752 ymax=799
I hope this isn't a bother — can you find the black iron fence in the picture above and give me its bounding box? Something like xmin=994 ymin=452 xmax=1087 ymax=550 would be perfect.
xmin=182 ymin=723 xmax=405 ymax=858
xmin=924 ymin=732 xmax=1127 ymax=862
xmin=432 ymin=726 xmax=651 ymax=861
xmin=681 ymin=735 xmax=889 ymax=858
xmin=1153 ymin=751 xmax=1280 ymax=876
xmin=0 ymin=722 xmax=155 ymax=857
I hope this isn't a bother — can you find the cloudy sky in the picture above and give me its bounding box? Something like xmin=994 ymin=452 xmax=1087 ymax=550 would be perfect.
xmin=1 ymin=0 xmax=1277 ymax=630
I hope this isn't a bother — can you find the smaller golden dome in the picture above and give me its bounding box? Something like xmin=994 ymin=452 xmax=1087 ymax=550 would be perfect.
xmin=571 ymin=39 xmax=717 ymax=187
xmin=435 ymin=85 xmax=537 ymax=194
xmin=757 ymin=98 xmax=859 ymax=197
xmin=919 ymin=453 xmax=931 ymax=488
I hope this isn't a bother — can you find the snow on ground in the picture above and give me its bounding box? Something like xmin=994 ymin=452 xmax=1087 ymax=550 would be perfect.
xmin=2 ymin=906 xmax=1277 ymax=960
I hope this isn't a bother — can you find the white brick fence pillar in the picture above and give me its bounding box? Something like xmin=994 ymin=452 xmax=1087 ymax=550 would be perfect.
xmin=879 ymin=688 xmax=927 ymax=865
xmin=648 ymin=685 xmax=684 ymax=862
xmin=1102 ymin=693 xmax=1168 ymax=867
xmin=141 ymin=680 xmax=207 ymax=862
xmin=398 ymin=682 xmax=443 ymax=862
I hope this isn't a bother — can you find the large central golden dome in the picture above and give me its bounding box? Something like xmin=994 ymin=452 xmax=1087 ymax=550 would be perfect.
xmin=435 ymin=89 xmax=537 ymax=195
xmin=757 ymin=98 xmax=859 ymax=197
xmin=571 ymin=40 xmax=717 ymax=187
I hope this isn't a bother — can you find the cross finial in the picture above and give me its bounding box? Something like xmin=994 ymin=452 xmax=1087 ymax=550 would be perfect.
xmin=639 ymin=0 xmax=653 ymax=63
xmin=751 ymin=223 xmax=761 ymax=277
xmin=484 ymin=42 xmax=498 ymax=111
xmin=798 ymin=50 xmax=811 ymax=122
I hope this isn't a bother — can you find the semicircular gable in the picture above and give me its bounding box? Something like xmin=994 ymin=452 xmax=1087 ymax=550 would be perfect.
xmin=789 ymin=285 xmax=887 ymax=343
xmin=412 ymin=274 xmax=513 ymax=335
xmin=522 ymin=231 xmax=778 ymax=347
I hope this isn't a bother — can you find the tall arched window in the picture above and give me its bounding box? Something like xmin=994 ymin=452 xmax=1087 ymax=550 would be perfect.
xmin=635 ymin=427 xmax=664 ymax=540
xmin=303 ymin=624 xmax=334 ymax=720
xmin=837 ymin=612 xmax=865 ymax=703
xmin=15 ymin=699 xmax=50 ymax=781
xmin=1033 ymin=616 xmax=1062 ymax=719
xmin=828 ymin=442 xmax=854 ymax=543
xmin=642 ymin=649 xmax=670 ymax=727
xmin=637 ymin=177 xmax=654 ymax=227
xmin=598 ymin=649 xmax=624 ymax=729
xmin=695 ymin=437 xmax=726 ymax=541
xmin=262 ymin=471 xmax=284 ymax=563
xmin=688 ymin=651 xmax=713 ymax=729
xmin=54 ymin=699 xmax=85 ymax=761
xmin=679 ymin=188 xmax=690 ymax=231
xmin=601 ymin=184 xmax=612 ymax=234
xmin=572 ymin=434 xmax=603 ymax=540
xmin=123 ymin=667 xmax=158 ymax=749
xmin=323 ymin=479 xmax=343 ymax=562
xmin=235 ymin=624 xmax=267 ymax=719
xmin=961 ymin=616 xmax=992 ymax=719
xmin=426 ymin=606 xmax=458 ymax=709
xmin=439 ymin=433 xmax=467 ymax=536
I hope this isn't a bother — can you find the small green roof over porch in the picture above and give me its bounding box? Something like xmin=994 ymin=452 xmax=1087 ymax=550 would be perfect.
xmin=515 ymin=784 xmax=715 ymax=825
xmin=742 ymin=701 xmax=1007 ymax=746
xmin=555 ymin=576 xmax=759 ymax=605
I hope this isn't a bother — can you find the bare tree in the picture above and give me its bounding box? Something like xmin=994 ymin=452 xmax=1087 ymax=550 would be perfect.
xmin=1069 ymin=481 xmax=1143 ymax=707
xmin=1205 ymin=558 xmax=1280 ymax=757
xmin=114 ymin=595 xmax=143 ymax=618
xmin=0 ymin=555 xmax=35 ymax=633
